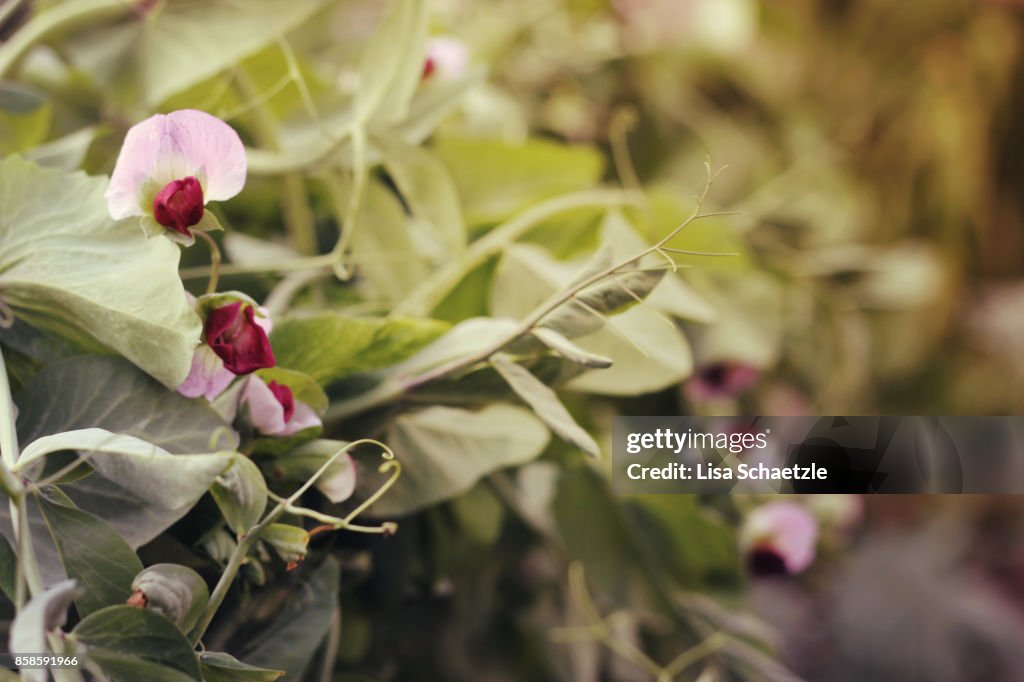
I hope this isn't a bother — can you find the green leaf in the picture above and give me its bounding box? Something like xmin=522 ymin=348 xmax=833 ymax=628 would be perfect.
xmin=139 ymin=0 xmax=328 ymax=106
xmin=9 ymin=579 xmax=78 ymax=663
xmin=378 ymin=136 xmax=466 ymax=257
xmin=434 ymin=136 xmax=605 ymax=226
xmin=20 ymin=428 xmax=233 ymax=511
xmin=16 ymin=356 xmax=239 ymax=455
xmin=24 ymin=126 xmax=100 ymax=172
xmin=239 ymin=558 xmax=340 ymax=678
xmin=211 ymin=454 xmax=268 ymax=536
xmin=73 ymin=605 xmax=202 ymax=680
xmin=491 ymin=354 xmax=599 ymax=458
xmin=270 ymin=312 xmax=448 ymax=385
xmin=566 ymin=305 xmax=693 ymax=396
xmin=259 ymin=524 xmax=309 ymax=565
xmin=131 ymin=564 xmax=209 ymax=634
xmin=38 ymin=495 xmax=142 ymax=618
xmin=531 ymin=327 xmax=612 ymax=369
xmin=0 ymin=157 xmax=200 ymax=388
xmin=371 ymin=404 xmax=549 ymax=516
xmin=199 ymin=652 xmax=283 ymax=682
xmin=354 ymin=0 xmax=427 ymax=125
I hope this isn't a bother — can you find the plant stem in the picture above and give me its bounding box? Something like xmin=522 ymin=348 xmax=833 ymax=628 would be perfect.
xmin=188 ymin=439 xmax=393 ymax=646
xmin=392 ymin=188 xmax=641 ymax=318
xmin=0 ymin=0 xmax=131 ymax=78
xmin=194 ymin=231 xmax=222 ymax=294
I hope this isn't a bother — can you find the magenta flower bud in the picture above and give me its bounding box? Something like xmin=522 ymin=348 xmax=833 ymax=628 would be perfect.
xmin=740 ymin=501 xmax=819 ymax=577
xmin=153 ymin=176 xmax=205 ymax=236
xmin=685 ymin=360 xmax=759 ymax=403
xmin=241 ymin=376 xmax=321 ymax=436
xmin=105 ymin=109 xmax=246 ymax=245
xmin=266 ymin=380 xmax=295 ymax=423
xmin=204 ymin=302 xmax=275 ymax=375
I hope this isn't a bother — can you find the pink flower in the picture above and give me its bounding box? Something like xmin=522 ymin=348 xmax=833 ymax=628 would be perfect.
xmin=422 ymin=37 xmax=469 ymax=81
xmin=177 ymin=345 xmax=236 ymax=400
xmin=241 ymin=376 xmax=321 ymax=437
xmin=205 ymin=302 xmax=275 ymax=375
xmin=177 ymin=297 xmax=274 ymax=401
xmin=740 ymin=501 xmax=819 ymax=577
xmin=685 ymin=360 xmax=759 ymax=403
xmin=105 ymin=109 xmax=246 ymax=245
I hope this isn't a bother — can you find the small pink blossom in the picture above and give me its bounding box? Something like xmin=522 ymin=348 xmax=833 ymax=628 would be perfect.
xmin=740 ymin=501 xmax=819 ymax=577
xmin=177 ymin=345 xmax=236 ymax=400
xmin=422 ymin=37 xmax=469 ymax=81
xmin=105 ymin=109 xmax=246 ymax=245
xmin=685 ymin=360 xmax=759 ymax=403
xmin=241 ymin=376 xmax=321 ymax=437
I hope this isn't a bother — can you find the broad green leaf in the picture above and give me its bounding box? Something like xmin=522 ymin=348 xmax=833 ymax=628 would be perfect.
xmin=434 ymin=136 xmax=604 ymax=226
xmin=73 ymin=605 xmax=202 ymax=680
xmin=531 ymin=327 xmax=612 ymax=369
xmin=0 ymin=157 xmax=200 ymax=388
xmin=393 ymin=69 xmax=485 ymax=145
xmin=200 ymin=652 xmax=283 ymax=682
xmin=686 ymin=270 xmax=784 ymax=367
xmin=378 ymin=136 xmax=465 ymax=257
xmin=38 ymin=495 xmax=143 ymax=617
xmin=140 ymin=0 xmax=328 ymax=106
xmin=349 ymin=177 xmax=434 ymax=303
xmin=0 ymin=534 xmax=15 ymax=602
xmin=211 ymin=454 xmax=268 ymax=536
xmin=9 ymin=578 xmax=78 ymax=660
xmin=600 ymin=210 xmax=717 ymax=323
xmin=20 ymin=428 xmax=232 ymax=511
xmin=240 ymin=558 xmax=340 ymax=679
xmin=131 ymin=564 xmax=208 ymax=634
xmin=270 ymin=312 xmax=448 ymax=385
xmin=371 ymin=404 xmax=549 ymax=516
xmin=491 ymin=354 xmax=599 ymax=458
xmin=354 ymin=0 xmax=427 ymax=125
xmin=387 ymin=317 xmax=518 ymax=378
xmin=24 ymin=126 xmax=100 ymax=171
xmin=15 ymin=356 xmax=239 ymax=455
xmin=566 ymin=305 xmax=693 ymax=396
xmin=260 ymin=524 xmax=308 ymax=565
xmin=275 ymin=439 xmax=357 ymax=504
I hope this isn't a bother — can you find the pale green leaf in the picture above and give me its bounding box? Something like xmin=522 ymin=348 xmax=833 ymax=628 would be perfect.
xmin=131 ymin=564 xmax=208 ymax=634
xmin=10 ymin=579 xmax=78 ymax=667
xmin=19 ymin=428 xmax=232 ymax=511
xmin=434 ymin=136 xmax=604 ymax=225
xmin=278 ymin=439 xmax=357 ymax=504
xmin=0 ymin=157 xmax=200 ymax=387
xmin=211 ymin=454 xmax=267 ymax=536
xmin=140 ymin=0 xmax=328 ymax=106
xmin=270 ymin=312 xmax=448 ymax=385
xmin=371 ymin=404 xmax=550 ymax=516
xmin=531 ymin=327 xmax=612 ymax=369
xmin=73 ymin=605 xmax=202 ymax=680
xmin=378 ymin=135 xmax=465 ymax=257
xmin=38 ymin=495 xmax=142 ymax=618
xmin=491 ymin=354 xmax=599 ymax=457
xmin=354 ymin=0 xmax=427 ymax=125
xmin=200 ymin=652 xmax=283 ymax=682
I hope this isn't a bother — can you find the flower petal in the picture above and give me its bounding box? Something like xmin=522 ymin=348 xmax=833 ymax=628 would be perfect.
xmin=740 ymin=501 xmax=819 ymax=575
xmin=277 ymin=400 xmax=321 ymax=436
xmin=105 ymin=109 xmax=246 ymax=221
xmin=177 ymin=345 xmax=236 ymax=400
xmin=241 ymin=375 xmax=287 ymax=435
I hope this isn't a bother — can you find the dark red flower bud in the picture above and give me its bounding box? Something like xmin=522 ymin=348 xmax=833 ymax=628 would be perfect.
xmin=422 ymin=57 xmax=436 ymax=79
xmin=204 ymin=302 xmax=275 ymax=374
xmin=153 ymin=176 xmax=204 ymax=236
xmin=266 ymin=380 xmax=295 ymax=423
